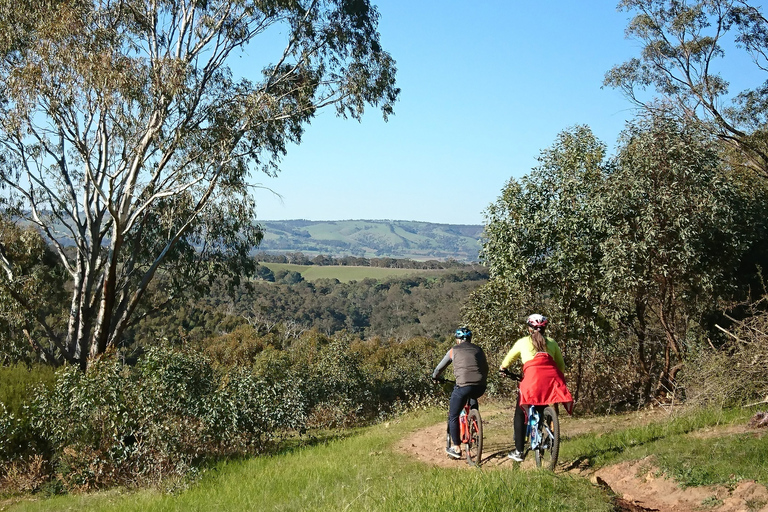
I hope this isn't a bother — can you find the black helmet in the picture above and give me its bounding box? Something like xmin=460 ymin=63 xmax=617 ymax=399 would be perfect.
xmin=455 ymin=327 xmax=472 ymax=341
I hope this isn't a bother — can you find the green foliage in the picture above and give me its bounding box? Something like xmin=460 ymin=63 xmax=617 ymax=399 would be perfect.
xmin=14 ymin=347 xmax=308 ymax=491
xmin=469 ymin=117 xmax=768 ymax=409
xmin=0 ymin=220 xmax=68 ymax=365
xmin=129 ymin=270 xmax=487 ymax=349
xmin=606 ymin=0 xmax=768 ymax=177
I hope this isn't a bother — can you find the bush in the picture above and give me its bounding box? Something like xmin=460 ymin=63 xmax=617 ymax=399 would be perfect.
xmin=11 ymin=347 xmax=309 ymax=492
xmin=682 ymin=306 xmax=768 ymax=407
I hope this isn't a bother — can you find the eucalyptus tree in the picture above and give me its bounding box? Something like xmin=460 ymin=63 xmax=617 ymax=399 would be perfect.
xmin=597 ymin=114 xmax=756 ymax=396
xmin=605 ymin=0 xmax=768 ymax=177
xmin=0 ymin=0 xmax=398 ymax=369
xmin=468 ymin=126 xmax=608 ymax=399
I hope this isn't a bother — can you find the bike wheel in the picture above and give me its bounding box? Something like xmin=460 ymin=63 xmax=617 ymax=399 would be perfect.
xmin=534 ymin=406 xmax=560 ymax=470
xmin=465 ymin=409 xmax=483 ymax=466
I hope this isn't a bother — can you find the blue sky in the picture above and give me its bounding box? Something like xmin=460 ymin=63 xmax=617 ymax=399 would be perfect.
xmin=247 ymin=3 xmax=683 ymax=225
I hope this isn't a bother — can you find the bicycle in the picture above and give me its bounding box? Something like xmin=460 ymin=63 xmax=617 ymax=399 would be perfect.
xmin=433 ymin=377 xmax=483 ymax=466
xmin=500 ymin=369 xmax=560 ymax=471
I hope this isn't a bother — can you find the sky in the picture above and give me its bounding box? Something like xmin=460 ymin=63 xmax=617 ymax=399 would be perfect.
xmin=245 ymin=2 xmax=732 ymax=226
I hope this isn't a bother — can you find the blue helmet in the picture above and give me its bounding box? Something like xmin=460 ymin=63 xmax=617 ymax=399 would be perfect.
xmin=455 ymin=327 xmax=472 ymax=341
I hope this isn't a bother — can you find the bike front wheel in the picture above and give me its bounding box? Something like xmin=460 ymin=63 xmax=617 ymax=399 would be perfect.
xmin=534 ymin=406 xmax=560 ymax=470
xmin=465 ymin=409 xmax=483 ymax=466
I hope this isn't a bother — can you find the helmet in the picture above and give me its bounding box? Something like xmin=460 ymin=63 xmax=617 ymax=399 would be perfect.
xmin=526 ymin=314 xmax=548 ymax=330
xmin=455 ymin=327 xmax=472 ymax=341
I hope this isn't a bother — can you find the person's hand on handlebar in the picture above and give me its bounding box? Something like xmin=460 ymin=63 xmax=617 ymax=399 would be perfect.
xmin=499 ymin=368 xmax=522 ymax=381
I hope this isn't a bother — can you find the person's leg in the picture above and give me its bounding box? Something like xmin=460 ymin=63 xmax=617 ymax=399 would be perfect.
xmin=513 ymin=394 xmax=526 ymax=453
xmin=448 ymin=385 xmax=472 ymax=446
xmin=467 ymin=384 xmax=486 ymax=410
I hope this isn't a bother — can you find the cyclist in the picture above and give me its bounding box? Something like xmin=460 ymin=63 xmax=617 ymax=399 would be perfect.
xmin=499 ymin=314 xmax=573 ymax=462
xmin=432 ymin=327 xmax=489 ymax=459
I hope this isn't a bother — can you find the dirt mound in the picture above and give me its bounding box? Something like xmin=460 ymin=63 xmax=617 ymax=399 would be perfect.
xmin=594 ymin=458 xmax=768 ymax=512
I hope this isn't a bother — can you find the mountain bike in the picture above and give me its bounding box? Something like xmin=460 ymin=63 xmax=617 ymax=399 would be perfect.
xmin=500 ymin=369 xmax=560 ymax=470
xmin=433 ymin=377 xmax=483 ymax=466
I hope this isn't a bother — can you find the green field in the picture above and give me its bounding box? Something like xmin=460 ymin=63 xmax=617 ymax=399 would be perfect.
xmin=260 ymin=263 xmax=449 ymax=282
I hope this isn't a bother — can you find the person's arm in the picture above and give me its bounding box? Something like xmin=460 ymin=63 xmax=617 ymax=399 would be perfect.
xmin=432 ymin=349 xmax=453 ymax=379
xmin=499 ymin=343 xmax=521 ymax=370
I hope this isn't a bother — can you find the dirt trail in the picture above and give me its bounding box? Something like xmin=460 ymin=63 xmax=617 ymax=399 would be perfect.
xmin=396 ymin=404 xmax=768 ymax=512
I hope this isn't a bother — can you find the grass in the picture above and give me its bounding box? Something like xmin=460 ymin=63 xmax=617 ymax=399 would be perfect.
xmin=7 ymin=410 xmax=611 ymax=512
xmin=260 ymin=262 xmax=448 ymax=283
xmin=560 ymin=406 xmax=767 ymax=487
xmin=7 ymin=405 xmax=767 ymax=511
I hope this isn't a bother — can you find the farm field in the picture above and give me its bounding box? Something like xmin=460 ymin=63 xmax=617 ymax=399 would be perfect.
xmin=259 ymin=262 xmax=451 ymax=282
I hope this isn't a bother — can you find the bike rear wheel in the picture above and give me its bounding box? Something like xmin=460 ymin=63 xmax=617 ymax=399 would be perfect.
xmin=534 ymin=406 xmax=560 ymax=470
xmin=465 ymin=409 xmax=483 ymax=466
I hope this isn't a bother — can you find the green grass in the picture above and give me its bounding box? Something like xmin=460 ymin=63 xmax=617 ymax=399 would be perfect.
xmin=260 ymin=263 xmax=447 ymax=283
xmin=561 ymin=406 xmax=767 ymax=487
xmin=8 ymin=406 xmax=766 ymax=511
xmin=8 ymin=410 xmax=611 ymax=512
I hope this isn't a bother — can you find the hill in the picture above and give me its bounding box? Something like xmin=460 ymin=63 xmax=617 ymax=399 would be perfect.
xmin=256 ymin=219 xmax=484 ymax=262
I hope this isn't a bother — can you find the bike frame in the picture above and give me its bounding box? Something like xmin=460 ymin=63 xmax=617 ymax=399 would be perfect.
xmin=500 ymin=368 xmax=561 ymax=470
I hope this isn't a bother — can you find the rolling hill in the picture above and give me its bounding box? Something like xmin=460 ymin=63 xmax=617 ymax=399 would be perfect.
xmin=256 ymin=219 xmax=484 ymax=262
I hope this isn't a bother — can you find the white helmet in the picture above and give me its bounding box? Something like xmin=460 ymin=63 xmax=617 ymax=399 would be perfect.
xmin=526 ymin=314 xmax=548 ymax=330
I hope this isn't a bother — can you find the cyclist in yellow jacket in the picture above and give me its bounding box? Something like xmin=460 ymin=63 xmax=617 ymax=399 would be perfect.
xmin=500 ymin=314 xmax=573 ymax=462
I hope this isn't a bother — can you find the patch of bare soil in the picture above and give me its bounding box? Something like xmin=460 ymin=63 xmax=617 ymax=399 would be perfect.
xmin=594 ymin=458 xmax=768 ymax=512
xmin=395 ymin=404 xmax=768 ymax=512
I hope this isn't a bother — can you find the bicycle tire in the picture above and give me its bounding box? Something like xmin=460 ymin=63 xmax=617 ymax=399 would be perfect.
xmin=466 ymin=408 xmax=483 ymax=466
xmin=534 ymin=406 xmax=560 ymax=470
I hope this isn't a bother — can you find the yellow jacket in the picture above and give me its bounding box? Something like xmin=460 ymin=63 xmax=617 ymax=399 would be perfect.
xmin=500 ymin=335 xmax=565 ymax=373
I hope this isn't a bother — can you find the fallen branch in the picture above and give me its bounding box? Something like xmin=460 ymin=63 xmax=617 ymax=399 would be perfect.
xmin=744 ymin=397 xmax=768 ymax=408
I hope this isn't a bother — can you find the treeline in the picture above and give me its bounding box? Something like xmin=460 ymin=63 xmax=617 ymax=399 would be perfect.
xmin=466 ymin=118 xmax=768 ymax=412
xmin=253 ymin=251 xmax=478 ymax=269
xmin=129 ymin=269 xmax=489 ymax=348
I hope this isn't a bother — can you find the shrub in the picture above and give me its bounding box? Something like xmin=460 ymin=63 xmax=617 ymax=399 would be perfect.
xmin=16 ymin=347 xmax=309 ymax=492
xmin=682 ymin=306 xmax=768 ymax=407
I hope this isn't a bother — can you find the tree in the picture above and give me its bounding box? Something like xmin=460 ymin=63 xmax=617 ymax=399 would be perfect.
xmin=0 ymin=218 xmax=68 ymax=364
xmin=469 ymin=126 xmax=608 ymax=400
xmin=597 ymin=114 xmax=758 ymax=395
xmin=469 ymin=118 xmax=767 ymax=406
xmin=605 ymin=0 xmax=768 ymax=177
xmin=0 ymin=0 xmax=398 ymax=369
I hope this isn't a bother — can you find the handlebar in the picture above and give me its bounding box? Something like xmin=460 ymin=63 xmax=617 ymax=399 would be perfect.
xmin=432 ymin=376 xmax=456 ymax=385
xmin=499 ymin=368 xmax=522 ymax=381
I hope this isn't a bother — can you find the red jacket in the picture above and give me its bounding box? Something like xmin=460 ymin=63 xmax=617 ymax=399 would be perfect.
xmin=519 ymin=352 xmax=574 ymax=415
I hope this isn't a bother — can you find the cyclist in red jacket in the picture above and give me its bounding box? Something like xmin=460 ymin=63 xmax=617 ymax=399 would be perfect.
xmin=432 ymin=327 xmax=489 ymax=459
xmin=499 ymin=314 xmax=573 ymax=462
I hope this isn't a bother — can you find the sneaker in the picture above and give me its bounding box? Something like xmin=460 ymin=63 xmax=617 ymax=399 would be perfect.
xmin=507 ymin=449 xmax=525 ymax=462
xmin=445 ymin=446 xmax=461 ymax=459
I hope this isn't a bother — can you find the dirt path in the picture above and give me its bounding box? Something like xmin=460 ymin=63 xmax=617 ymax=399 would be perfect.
xmin=396 ymin=403 xmax=768 ymax=512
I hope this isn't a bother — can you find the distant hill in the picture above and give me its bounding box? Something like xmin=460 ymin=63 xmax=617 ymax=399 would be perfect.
xmin=256 ymin=220 xmax=484 ymax=262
